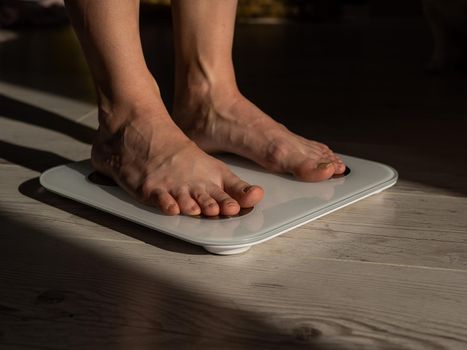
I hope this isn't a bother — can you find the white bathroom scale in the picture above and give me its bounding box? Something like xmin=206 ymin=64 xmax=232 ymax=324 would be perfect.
xmin=40 ymin=154 xmax=397 ymax=255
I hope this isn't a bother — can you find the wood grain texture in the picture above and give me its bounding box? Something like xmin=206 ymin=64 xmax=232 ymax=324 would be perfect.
xmin=1 ymin=164 xmax=466 ymax=269
xmin=1 ymin=212 xmax=467 ymax=350
xmin=1 ymin=18 xmax=467 ymax=350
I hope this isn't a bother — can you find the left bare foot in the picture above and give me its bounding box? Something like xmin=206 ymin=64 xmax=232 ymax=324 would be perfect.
xmin=173 ymin=84 xmax=346 ymax=182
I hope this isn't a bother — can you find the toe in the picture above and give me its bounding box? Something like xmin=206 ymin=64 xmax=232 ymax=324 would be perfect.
xmin=192 ymin=190 xmax=220 ymax=216
xmin=293 ymin=159 xmax=336 ymax=182
xmin=173 ymin=190 xmax=201 ymax=216
xmin=209 ymin=186 xmax=240 ymax=216
xmin=298 ymin=141 xmax=346 ymax=178
xmin=329 ymin=154 xmax=346 ymax=174
xmin=333 ymin=158 xmax=346 ymax=174
xmin=223 ymin=174 xmax=264 ymax=208
xmin=151 ymin=190 xmax=180 ymax=215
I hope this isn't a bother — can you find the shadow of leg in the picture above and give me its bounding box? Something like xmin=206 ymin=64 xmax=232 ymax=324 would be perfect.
xmin=0 ymin=94 xmax=95 ymax=144
xmin=0 ymin=212 xmax=322 ymax=349
xmin=19 ymin=177 xmax=208 ymax=255
xmin=0 ymin=140 xmax=71 ymax=172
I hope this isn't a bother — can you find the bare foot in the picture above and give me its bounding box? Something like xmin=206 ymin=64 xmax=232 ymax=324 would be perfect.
xmin=91 ymin=97 xmax=264 ymax=216
xmin=173 ymin=85 xmax=346 ymax=182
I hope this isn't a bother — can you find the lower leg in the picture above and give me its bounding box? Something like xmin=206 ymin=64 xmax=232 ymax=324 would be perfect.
xmin=171 ymin=0 xmax=238 ymax=100
xmin=65 ymin=0 xmax=263 ymax=216
xmin=171 ymin=0 xmax=345 ymax=181
xmin=65 ymin=0 xmax=163 ymax=123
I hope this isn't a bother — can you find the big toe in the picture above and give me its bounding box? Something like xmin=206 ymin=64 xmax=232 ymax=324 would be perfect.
xmin=224 ymin=175 xmax=264 ymax=208
xmin=293 ymin=159 xmax=336 ymax=182
xmin=333 ymin=159 xmax=347 ymax=174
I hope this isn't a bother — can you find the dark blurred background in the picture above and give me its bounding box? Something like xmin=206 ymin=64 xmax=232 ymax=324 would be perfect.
xmin=1 ymin=0 xmax=466 ymax=195
xmin=0 ymin=0 xmax=426 ymax=26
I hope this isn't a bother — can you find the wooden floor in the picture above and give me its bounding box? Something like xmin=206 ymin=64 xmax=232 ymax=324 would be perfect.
xmin=1 ymin=18 xmax=467 ymax=349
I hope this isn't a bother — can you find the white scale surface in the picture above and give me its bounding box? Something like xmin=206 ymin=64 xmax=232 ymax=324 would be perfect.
xmin=40 ymin=155 xmax=397 ymax=255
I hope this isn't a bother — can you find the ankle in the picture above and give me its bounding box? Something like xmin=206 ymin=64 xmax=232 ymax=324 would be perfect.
xmin=97 ymin=93 xmax=171 ymax=136
xmin=96 ymin=71 xmax=166 ymax=125
xmin=174 ymin=61 xmax=240 ymax=107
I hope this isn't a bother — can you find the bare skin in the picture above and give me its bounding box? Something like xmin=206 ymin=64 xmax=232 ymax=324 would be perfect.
xmin=172 ymin=0 xmax=346 ymax=182
xmin=173 ymin=85 xmax=345 ymax=182
xmin=65 ymin=0 xmax=345 ymax=217
xmin=65 ymin=0 xmax=263 ymax=216
xmin=91 ymin=99 xmax=263 ymax=216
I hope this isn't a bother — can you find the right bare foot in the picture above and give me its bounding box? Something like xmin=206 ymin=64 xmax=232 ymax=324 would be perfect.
xmin=91 ymin=98 xmax=264 ymax=216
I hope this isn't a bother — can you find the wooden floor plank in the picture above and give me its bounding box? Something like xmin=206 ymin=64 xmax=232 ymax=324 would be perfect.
xmin=0 ymin=81 xmax=95 ymax=123
xmin=0 ymin=112 xmax=93 ymax=163
xmin=17 ymin=194 xmax=467 ymax=261
xmin=1 ymin=163 xmax=466 ymax=273
xmin=1 ymin=214 xmax=467 ymax=349
xmin=2 ymin=17 xmax=467 ymax=349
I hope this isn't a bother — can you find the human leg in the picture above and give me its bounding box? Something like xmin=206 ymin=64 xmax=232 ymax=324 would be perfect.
xmin=64 ymin=0 xmax=263 ymax=216
xmin=171 ymin=0 xmax=346 ymax=182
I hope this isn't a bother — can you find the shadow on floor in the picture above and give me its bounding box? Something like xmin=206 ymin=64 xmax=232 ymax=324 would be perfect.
xmin=0 ymin=94 xmax=94 ymax=144
xmin=0 ymin=139 xmax=70 ymax=172
xmin=19 ymin=176 xmax=207 ymax=256
xmin=0 ymin=139 xmax=203 ymax=255
xmin=0 ymin=26 xmax=96 ymax=102
xmin=0 ymin=210 xmax=339 ymax=349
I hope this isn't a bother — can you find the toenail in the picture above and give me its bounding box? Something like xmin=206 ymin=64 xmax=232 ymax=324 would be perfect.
xmin=168 ymin=204 xmax=178 ymax=211
xmin=208 ymin=202 xmax=217 ymax=208
xmin=317 ymin=162 xmax=333 ymax=169
xmin=243 ymin=185 xmax=253 ymax=193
